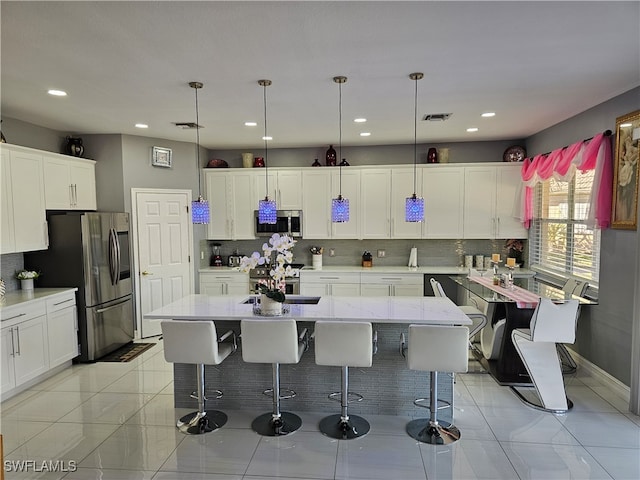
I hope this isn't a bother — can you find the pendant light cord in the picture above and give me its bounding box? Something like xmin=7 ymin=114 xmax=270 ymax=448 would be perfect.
xmin=413 ymin=75 xmax=418 ymax=196
xmin=263 ymin=81 xmax=269 ymax=199
xmin=195 ymin=86 xmax=202 ymax=197
xmin=338 ymin=80 xmax=343 ymax=196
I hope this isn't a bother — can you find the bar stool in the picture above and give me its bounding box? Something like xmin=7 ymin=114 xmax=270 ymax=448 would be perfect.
xmin=314 ymin=321 xmax=374 ymax=439
xmin=161 ymin=320 xmax=237 ymax=435
xmin=511 ymin=298 xmax=579 ymax=413
xmin=240 ymin=318 xmax=308 ymax=436
xmin=401 ymin=324 xmax=469 ymax=445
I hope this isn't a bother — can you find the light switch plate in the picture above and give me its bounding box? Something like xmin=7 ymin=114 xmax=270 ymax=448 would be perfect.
xmin=377 ymin=249 xmax=385 ymax=258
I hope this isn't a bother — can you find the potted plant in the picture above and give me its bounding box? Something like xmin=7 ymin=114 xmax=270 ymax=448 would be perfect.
xmin=15 ymin=270 xmax=41 ymax=291
xmin=239 ymin=233 xmax=296 ymax=315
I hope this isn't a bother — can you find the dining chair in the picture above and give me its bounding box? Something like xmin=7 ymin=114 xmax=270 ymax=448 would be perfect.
xmin=510 ymin=298 xmax=580 ymax=413
xmin=557 ymin=279 xmax=589 ymax=373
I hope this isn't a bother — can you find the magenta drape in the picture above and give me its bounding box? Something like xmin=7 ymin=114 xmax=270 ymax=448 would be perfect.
xmin=518 ymin=133 xmax=612 ymax=229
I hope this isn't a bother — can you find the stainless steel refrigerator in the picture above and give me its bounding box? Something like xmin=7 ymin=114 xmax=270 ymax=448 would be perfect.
xmin=25 ymin=212 xmax=135 ymax=362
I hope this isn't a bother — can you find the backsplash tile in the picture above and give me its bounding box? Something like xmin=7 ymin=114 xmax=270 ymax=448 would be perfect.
xmin=0 ymin=253 xmax=24 ymax=292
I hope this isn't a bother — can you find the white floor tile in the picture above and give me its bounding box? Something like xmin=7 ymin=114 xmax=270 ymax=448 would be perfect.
xmin=160 ymin=428 xmax=260 ymax=475
xmin=557 ymin=411 xmax=640 ymax=448
xmin=565 ymin=385 xmax=620 ymax=413
xmin=153 ymin=473 xmax=242 ymax=480
xmin=585 ymin=445 xmax=640 ymax=480
xmin=58 ymin=392 xmax=154 ymax=425
xmin=1 ymin=391 xmax=95 ymax=423
xmin=420 ymin=439 xmax=519 ymax=479
xmin=64 ymin=467 xmax=157 ymax=479
xmin=43 ymin=367 xmax=129 ymax=393
xmin=247 ymin=431 xmax=338 ymax=479
xmin=0 ymin=419 xmax=52 ymax=455
xmin=101 ymin=370 xmax=173 ymax=394
xmin=464 ymin=384 xmax=524 ymax=408
xmin=448 ymin=404 xmax=497 ymax=441
xmin=500 ymin=441 xmax=613 ymax=479
xmin=126 ymin=393 xmax=192 ymax=427
xmin=79 ymin=424 xmax=184 ymax=471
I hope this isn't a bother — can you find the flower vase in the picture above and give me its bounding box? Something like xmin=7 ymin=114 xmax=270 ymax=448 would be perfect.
xmin=21 ymin=279 xmax=34 ymax=291
xmin=260 ymin=294 xmax=283 ymax=315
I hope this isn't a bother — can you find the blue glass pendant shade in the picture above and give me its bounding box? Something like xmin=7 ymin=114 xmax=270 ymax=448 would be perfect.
xmin=331 ymin=196 xmax=350 ymax=223
xmin=258 ymin=198 xmax=277 ymax=224
xmin=405 ymin=194 xmax=424 ymax=222
xmin=192 ymin=196 xmax=210 ymax=224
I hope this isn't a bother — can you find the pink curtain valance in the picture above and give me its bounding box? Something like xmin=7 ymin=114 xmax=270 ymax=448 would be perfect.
xmin=518 ymin=132 xmax=613 ymax=229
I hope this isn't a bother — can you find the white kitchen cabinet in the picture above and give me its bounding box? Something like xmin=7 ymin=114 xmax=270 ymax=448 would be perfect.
xmin=299 ymin=272 xmax=361 ymax=296
xmin=423 ymin=166 xmax=465 ymax=238
xmin=43 ymin=155 xmax=97 ymax=210
xmin=1 ymin=151 xmax=16 ymax=253
xmin=361 ymin=169 xmax=391 ymax=238
xmin=360 ymin=273 xmax=424 ymax=297
xmin=391 ymin=168 xmax=423 ymax=239
xmin=253 ymin=170 xmax=302 ymax=210
xmin=205 ymin=170 xmax=255 ymax=240
xmin=1 ymin=327 xmax=16 ymax=393
xmin=199 ymin=271 xmax=249 ymax=296
xmin=46 ymin=291 xmax=79 ymax=367
xmin=0 ymin=145 xmax=48 ymax=253
xmin=463 ymin=164 xmax=525 ymax=239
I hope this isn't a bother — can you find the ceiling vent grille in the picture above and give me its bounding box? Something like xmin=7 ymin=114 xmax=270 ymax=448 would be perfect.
xmin=423 ymin=113 xmax=452 ymax=121
xmin=174 ymin=122 xmax=202 ymax=129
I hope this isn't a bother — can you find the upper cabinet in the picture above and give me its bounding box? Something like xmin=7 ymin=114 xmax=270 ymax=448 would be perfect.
xmin=43 ymin=155 xmax=96 ymax=210
xmin=361 ymin=169 xmax=392 ymax=238
xmin=422 ymin=166 xmax=465 ymax=238
xmin=252 ymin=170 xmax=303 ymax=210
xmin=390 ymin=168 xmax=422 ymax=239
xmin=0 ymin=145 xmax=48 ymax=253
xmin=205 ymin=170 xmax=255 ymax=240
xmin=463 ymin=164 xmax=526 ymax=239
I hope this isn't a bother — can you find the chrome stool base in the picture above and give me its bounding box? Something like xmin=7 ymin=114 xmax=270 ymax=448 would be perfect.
xmin=319 ymin=414 xmax=370 ymax=440
xmin=251 ymin=412 xmax=302 ymax=436
xmin=510 ymin=386 xmax=574 ymax=414
xmin=177 ymin=410 xmax=227 ymax=435
xmin=406 ymin=418 xmax=461 ymax=445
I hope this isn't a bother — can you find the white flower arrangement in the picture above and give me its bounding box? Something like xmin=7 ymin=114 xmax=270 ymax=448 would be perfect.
xmin=15 ymin=270 xmax=41 ymax=280
xmin=239 ymin=233 xmax=296 ymax=303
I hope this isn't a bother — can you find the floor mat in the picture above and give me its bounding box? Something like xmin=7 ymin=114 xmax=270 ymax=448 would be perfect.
xmin=98 ymin=342 xmax=155 ymax=362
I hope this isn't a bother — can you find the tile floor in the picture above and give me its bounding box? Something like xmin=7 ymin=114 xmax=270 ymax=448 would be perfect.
xmin=1 ymin=338 xmax=639 ymax=480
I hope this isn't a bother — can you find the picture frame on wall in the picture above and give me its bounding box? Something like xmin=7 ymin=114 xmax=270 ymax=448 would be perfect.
xmin=611 ymin=110 xmax=640 ymax=230
xmin=151 ymin=146 xmax=172 ymax=168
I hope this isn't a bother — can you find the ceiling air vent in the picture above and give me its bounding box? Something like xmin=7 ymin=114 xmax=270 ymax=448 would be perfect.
xmin=423 ymin=113 xmax=452 ymax=122
xmin=174 ymin=122 xmax=202 ymax=129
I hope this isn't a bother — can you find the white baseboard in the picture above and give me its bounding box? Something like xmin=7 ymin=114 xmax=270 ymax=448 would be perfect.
xmin=569 ymin=347 xmax=630 ymax=403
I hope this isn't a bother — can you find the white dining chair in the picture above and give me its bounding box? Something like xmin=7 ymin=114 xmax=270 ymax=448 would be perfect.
xmin=557 ymin=279 xmax=588 ymax=373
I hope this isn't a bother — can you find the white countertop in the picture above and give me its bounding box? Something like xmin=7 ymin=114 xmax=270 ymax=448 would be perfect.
xmin=198 ymin=265 xmax=536 ymax=276
xmin=0 ymin=288 xmax=77 ymax=310
xmin=145 ymin=294 xmax=471 ymax=325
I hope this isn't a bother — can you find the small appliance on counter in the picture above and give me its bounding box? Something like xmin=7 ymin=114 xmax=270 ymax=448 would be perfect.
xmin=408 ymin=246 xmax=418 ymax=268
xmin=362 ymin=251 xmax=373 ymax=268
xmin=210 ymin=243 xmax=223 ymax=267
xmin=227 ymin=250 xmax=243 ymax=267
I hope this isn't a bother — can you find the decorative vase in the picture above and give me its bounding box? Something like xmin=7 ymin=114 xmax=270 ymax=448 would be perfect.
xmin=242 ymin=153 xmax=254 ymax=168
xmin=253 ymin=156 xmax=265 ymax=167
xmin=65 ymin=136 xmax=84 ymax=157
xmin=312 ymin=158 xmax=322 ymax=167
xmin=438 ymin=148 xmax=449 ymax=163
xmin=21 ymin=279 xmax=34 ymax=291
xmin=260 ymin=294 xmax=283 ymax=315
xmin=427 ymin=147 xmax=438 ymax=163
xmin=325 ymin=145 xmax=337 ymax=166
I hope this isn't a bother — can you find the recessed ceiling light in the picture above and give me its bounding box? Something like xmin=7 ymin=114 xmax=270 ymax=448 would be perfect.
xmin=466 ymin=127 xmax=479 ymax=132
xmin=481 ymin=112 xmax=496 ymax=118
xmin=135 ymin=123 xmax=148 ymax=129
xmin=360 ymin=132 xmax=371 ymax=137
xmin=354 ymin=118 xmax=367 ymax=123
xmin=262 ymin=136 xmax=272 ymax=141
xmin=245 ymin=121 xmax=257 ymax=127
xmin=47 ymin=89 xmax=67 ymax=96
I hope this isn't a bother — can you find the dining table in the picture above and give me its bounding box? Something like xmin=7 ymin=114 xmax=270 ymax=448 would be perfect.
xmin=450 ymin=275 xmax=595 ymax=385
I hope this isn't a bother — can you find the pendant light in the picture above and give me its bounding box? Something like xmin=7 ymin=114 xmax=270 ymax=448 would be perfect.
xmin=190 ymin=81 xmax=210 ymax=224
xmin=405 ymin=72 xmax=424 ymax=222
xmin=257 ymin=79 xmax=277 ymax=224
xmin=331 ymin=75 xmax=350 ymax=223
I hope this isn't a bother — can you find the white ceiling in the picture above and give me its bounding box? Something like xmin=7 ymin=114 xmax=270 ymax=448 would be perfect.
xmin=2 ymin=1 xmax=639 ymax=150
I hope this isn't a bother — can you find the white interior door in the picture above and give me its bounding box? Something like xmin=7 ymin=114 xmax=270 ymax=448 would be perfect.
xmin=135 ymin=190 xmax=192 ymax=337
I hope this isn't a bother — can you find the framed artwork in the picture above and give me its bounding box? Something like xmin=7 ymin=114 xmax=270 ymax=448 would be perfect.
xmin=611 ymin=110 xmax=640 ymax=229
xmin=152 ymin=146 xmax=172 ymax=168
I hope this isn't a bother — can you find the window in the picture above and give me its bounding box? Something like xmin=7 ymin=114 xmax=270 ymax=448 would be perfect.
xmin=530 ymin=169 xmax=600 ymax=285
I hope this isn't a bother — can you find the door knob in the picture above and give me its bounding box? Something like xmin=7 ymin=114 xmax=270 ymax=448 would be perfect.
xmin=141 ymin=271 xmax=153 ymax=276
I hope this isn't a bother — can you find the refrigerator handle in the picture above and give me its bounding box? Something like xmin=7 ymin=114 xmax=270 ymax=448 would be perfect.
xmin=108 ymin=228 xmax=117 ymax=286
xmin=95 ymin=296 xmax=130 ymax=314
xmin=114 ymin=227 xmax=121 ymax=286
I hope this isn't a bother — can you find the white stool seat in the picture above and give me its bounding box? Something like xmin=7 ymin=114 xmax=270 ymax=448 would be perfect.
xmin=161 ymin=320 xmax=235 ymax=435
xmin=405 ymin=324 xmax=468 ymax=445
xmin=240 ymin=318 xmax=307 ymax=436
xmin=511 ymin=298 xmax=579 ymax=413
xmin=481 ymin=318 xmax=506 ymax=360
xmin=315 ymin=321 xmax=373 ymax=439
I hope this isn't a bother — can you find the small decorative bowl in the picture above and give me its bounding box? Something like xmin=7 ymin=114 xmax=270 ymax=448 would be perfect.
xmin=206 ymin=159 xmax=229 ymax=168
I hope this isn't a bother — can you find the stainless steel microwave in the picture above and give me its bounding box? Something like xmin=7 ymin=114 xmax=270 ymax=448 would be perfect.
xmin=254 ymin=210 xmax=303 ymax=237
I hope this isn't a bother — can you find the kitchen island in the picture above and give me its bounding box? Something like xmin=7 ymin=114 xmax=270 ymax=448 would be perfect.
xmin=146 ymin=294 xmax=471 ymax=417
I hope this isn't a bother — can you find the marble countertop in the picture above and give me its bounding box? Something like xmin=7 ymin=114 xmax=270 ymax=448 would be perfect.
xmin=0 ymin=288 xmax=77 ymax=311
xmin=199 ymin=265 xmax=535 ymax=276
xmin=145 ymin=294 xmax=471 ymax=326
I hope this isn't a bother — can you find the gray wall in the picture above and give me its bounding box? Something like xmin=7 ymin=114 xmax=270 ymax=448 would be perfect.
xmin=526 ymin=87 xmax=640 ymax=385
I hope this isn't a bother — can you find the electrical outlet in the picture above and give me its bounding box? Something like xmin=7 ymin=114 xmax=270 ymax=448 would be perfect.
xmin=200 ymin=251 xmax=204 ymax=260
xmin=377 ymin=249 xmax=386 ymax=258
xmin=329 ymin=248 xmax=336 ymax=257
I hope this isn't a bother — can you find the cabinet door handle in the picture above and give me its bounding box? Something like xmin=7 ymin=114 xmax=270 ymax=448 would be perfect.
xmin=74 ymin=184 xmax=78 ymax=206
xmin=3 ymin=313 xmax=26 ymax=322
xmin=15 ymin=326 xmax=21 ymax=356
xmin=69 ymin=184 xmax=74 ymax=206
xmin=9 ymin=327 xmax=15 ymax=357
xmin=53 ymin=298 xmax=75 ymax=306
xmin=381 ymin=277 xmax=402 ymax=280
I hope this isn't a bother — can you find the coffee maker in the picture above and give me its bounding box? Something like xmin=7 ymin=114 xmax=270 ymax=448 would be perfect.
xmin=210 ymin=243 xmax=223 ymax=267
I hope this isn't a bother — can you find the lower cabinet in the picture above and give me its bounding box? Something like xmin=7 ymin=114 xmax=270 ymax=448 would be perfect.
xmin=360 ymin=274 xmax=424 ymax=297
xmin=199 ymin=272 xmax=250 ymax=296
xmin=1 ymin=315 xmax=49 ymax=393
xmin=299 ymin=272 xmax=361 ymax=296
xmin=46 ymin=292 xmax=79 ymax=367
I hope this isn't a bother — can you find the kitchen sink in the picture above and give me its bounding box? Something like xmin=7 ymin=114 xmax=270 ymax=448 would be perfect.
xmin=243 ymin=296 xmax=321 ymax=305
